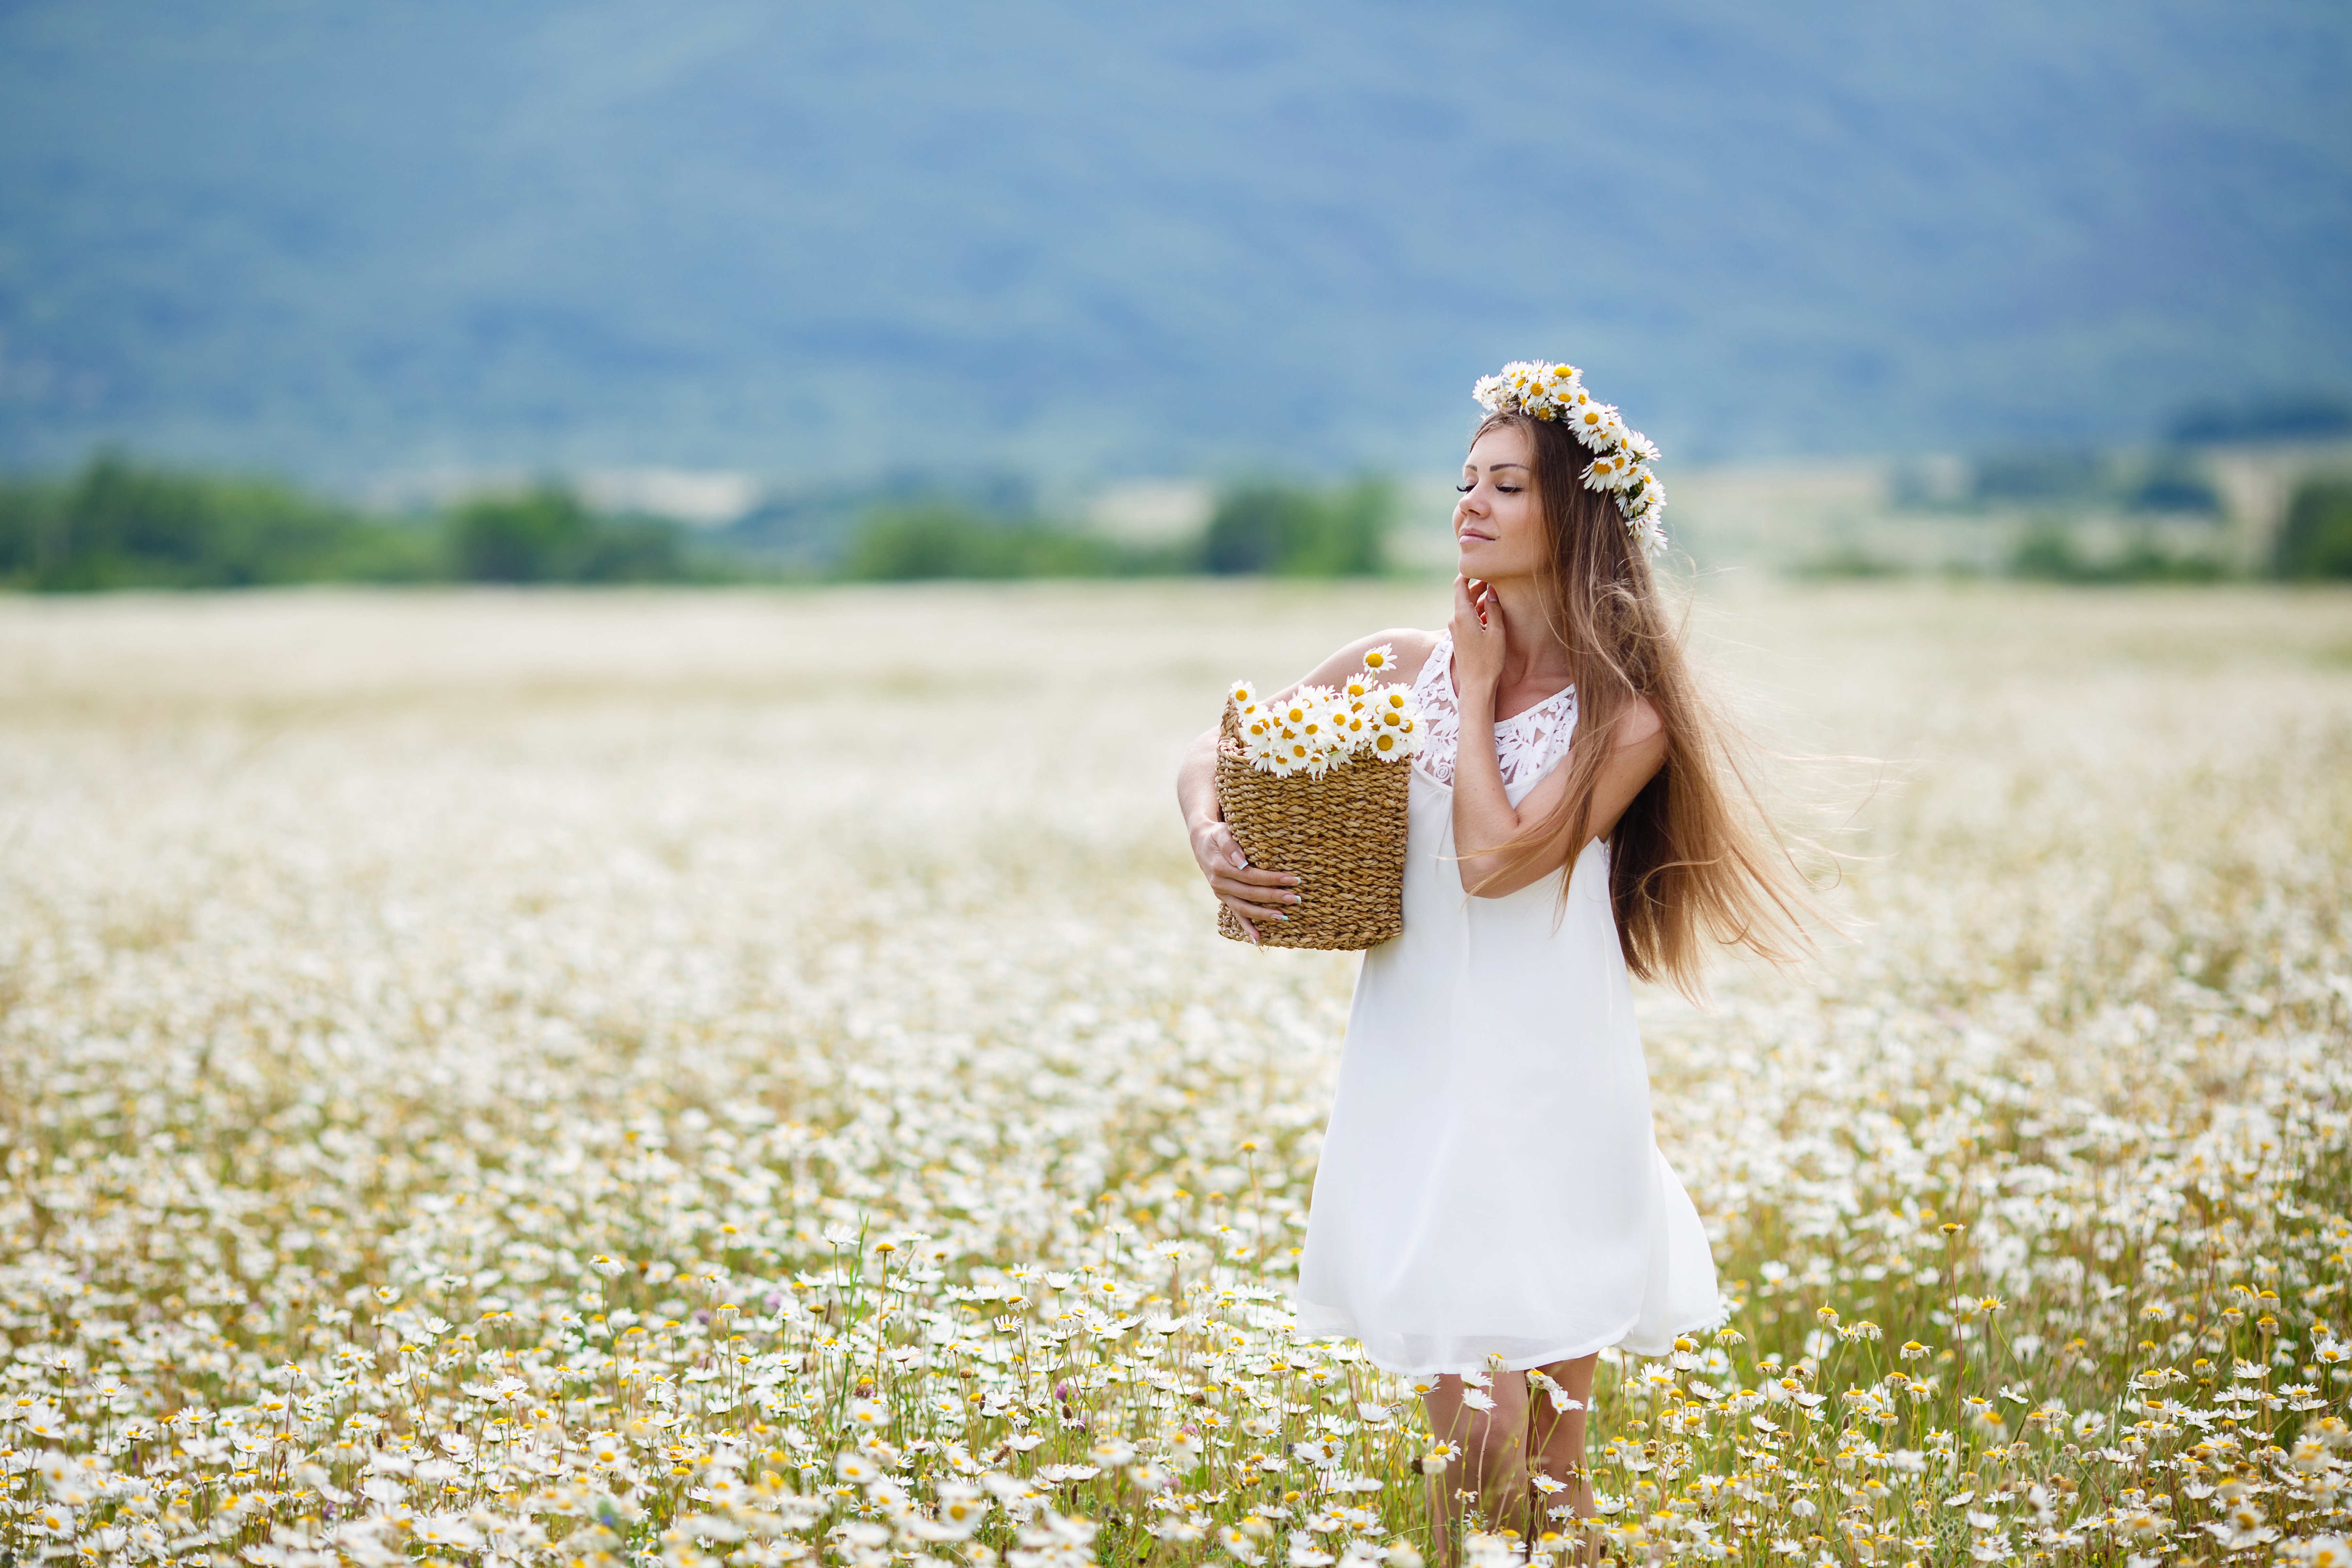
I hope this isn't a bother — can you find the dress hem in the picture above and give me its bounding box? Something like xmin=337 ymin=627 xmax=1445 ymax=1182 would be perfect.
xmin=1292 ymin=1301 xmax=1725 ymax=1379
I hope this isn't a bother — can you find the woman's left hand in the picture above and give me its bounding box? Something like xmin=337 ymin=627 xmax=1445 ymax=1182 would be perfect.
xmin=1449 ymin=574 xmax=1506 ymax=699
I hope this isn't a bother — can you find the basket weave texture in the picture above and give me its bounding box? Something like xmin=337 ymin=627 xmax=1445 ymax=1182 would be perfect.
xmin=1213 ymin=699 xmax=1410 ymax=950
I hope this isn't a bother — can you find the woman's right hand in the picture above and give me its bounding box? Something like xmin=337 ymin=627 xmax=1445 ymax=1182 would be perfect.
xmin=1449 ymin=573 xmax=1506 ymax=699
xmin=1191 ymin=819 xmax=1299 ymax=942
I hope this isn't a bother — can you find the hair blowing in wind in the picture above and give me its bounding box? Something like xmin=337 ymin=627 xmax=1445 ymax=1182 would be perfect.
xmin=1474 ymin=409 xmax=1817 ymax=997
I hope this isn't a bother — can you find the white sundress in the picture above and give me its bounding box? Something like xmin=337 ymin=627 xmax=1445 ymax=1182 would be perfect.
xmin=1293 ymin=628 xmax=1720 ymax=1375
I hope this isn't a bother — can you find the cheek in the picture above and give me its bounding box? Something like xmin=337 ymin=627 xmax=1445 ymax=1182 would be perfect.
xmin=1503 ymin=499 xmax=1544 ymax=552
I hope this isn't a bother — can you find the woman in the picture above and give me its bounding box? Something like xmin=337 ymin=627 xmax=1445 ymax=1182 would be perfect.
xmin=1173 ymin=363 xmax=1809 ymax=1547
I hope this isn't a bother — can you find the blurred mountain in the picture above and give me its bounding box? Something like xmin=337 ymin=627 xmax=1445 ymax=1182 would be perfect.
xmin=0 ymin=1 xmax=2346 ymax=483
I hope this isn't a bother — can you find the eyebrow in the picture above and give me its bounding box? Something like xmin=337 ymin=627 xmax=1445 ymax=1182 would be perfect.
xmin=1464 ymin=461 xmax=1529 ymax=472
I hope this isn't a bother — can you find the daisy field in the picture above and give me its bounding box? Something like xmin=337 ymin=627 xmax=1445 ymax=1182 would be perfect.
xmin=0 ymin=580 xmax=2347 ymax=1567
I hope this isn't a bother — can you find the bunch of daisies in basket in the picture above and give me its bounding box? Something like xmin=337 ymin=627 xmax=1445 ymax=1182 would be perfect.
xmin=1472 ymin=359 xmax=1668 ymax=558
xmin=1228 ymin=645 xmax=1426 ymax=778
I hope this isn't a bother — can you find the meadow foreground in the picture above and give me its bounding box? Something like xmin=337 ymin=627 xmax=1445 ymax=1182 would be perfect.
xmin=0 ymin=581 xmax=2347 ymax=1566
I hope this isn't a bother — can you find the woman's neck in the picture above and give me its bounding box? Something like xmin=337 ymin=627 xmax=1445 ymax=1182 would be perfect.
xmin=1478 ymin=572 xmax=1574 ymax=687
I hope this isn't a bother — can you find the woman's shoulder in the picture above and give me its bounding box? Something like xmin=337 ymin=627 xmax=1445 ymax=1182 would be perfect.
xmin=1278 ymin=628 xmax=1445 ymax=700
xmin=1346 ymin=626 xmax=1446 ymax=685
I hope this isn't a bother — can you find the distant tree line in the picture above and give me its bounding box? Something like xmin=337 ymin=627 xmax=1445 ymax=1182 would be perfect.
xmin=837 ymin=479 xmax=1393 ymax=581
xmin=9 ymin=452 xmax=2344 ymax=590
xmin=0 ymin=454 xmax=1402 ymax=590
xmin=0 ymin=454 xmax=708 ymax=591
xmin=840 ymin=506 xmax=1147 ymax=580
xmin=1994 ymin=475 xmax=2352 ymax=583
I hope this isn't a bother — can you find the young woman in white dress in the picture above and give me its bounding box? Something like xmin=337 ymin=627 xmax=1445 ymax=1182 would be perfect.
xmin=1175 ymin=363 xmax=1807 ymax=1549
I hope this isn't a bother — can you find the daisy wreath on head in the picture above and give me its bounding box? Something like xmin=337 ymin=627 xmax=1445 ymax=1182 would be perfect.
xmin=1471 ymin=360 xmax=1668 ymax=558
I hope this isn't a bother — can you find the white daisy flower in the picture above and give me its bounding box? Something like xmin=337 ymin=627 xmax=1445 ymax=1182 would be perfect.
xmin=1275 ymin=687 xmax=1328 ymax=728
xmin=1583 ymin=452 xmax=1635 ymax=491
xmin=1377 ymin=714 xmax=1423 ymax=757
xmin=935 ymin=1485 xmax=988 ymax=1536
xmin=1475 ymin=358 xmax=1667 ymax=551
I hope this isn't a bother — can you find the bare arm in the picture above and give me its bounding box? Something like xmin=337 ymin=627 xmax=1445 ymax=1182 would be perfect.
xmin=1446 ymin=577 xmax=1666 ymax=898
xmin=1177 ymin=627 xmax=1441 ymax=940
xmin=1258 ymin=626 xmax=1442 ymax=709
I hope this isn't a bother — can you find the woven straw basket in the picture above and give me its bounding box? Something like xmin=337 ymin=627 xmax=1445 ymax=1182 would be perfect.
xmin=1213 ymin=699 xmax=1410 ymax=950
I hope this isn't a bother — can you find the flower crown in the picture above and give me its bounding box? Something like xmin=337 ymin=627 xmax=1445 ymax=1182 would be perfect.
xmin=1472 ymin=360 xmax=1667 ymax=558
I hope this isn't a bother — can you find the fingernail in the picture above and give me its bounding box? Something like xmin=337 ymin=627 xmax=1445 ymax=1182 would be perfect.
xmin=1274 ymin=912 xmax=1288 ymax=921
xmin=1285 ymin=894 xmax=1300 ymax=904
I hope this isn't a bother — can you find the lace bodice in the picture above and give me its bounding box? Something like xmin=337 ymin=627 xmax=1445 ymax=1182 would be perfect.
xmin=1410 ymin=629 xmax=1578 ymax=796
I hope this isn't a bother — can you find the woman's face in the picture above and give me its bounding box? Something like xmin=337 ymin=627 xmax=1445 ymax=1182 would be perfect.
xmin=1453 ymin=422 xmax=1545 ymax=581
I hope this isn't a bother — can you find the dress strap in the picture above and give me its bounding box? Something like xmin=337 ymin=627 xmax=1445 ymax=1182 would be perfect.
xmin=1409 ymin=628 xmax=1577 ymax=795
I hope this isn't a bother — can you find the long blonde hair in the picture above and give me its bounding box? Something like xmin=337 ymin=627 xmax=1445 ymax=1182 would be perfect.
xmin=1478 ymin=410 xmax=1813 ymax=996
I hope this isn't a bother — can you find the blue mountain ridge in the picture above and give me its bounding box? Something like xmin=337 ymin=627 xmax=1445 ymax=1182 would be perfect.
xmin=0 ymin=0 xmax=2345 ymax=484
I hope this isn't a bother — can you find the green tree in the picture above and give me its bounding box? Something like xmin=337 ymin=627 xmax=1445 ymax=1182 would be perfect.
xmin=570 ymin=519 xmax=685 ymax=583
xmin=842 ymin=505 xmax=1119 ymax=580
xmin=2274 ymin=479 xmax=2352 ymax=580
xmin=446 ymin=489 xmax=689 ymax=582
xmin=0 ymin=476 xmax=62 ymax=584
xmin=447 ymin=488 xmax=595 ymax=582
xmin=2008 ymin=519 xmax=2088 ymax=581
xmin=0 ymin=452 xmax=436 ymax=590
xmin=1202 ymin=479 xmax=1390 ymax=575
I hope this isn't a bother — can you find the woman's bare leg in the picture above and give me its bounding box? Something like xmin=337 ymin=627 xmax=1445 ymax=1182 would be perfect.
xmin=1419 ymin=1372 xmax=1536 ymax=1560
xmin=1523 ymin=1356 xmax=1600 ymax=1557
